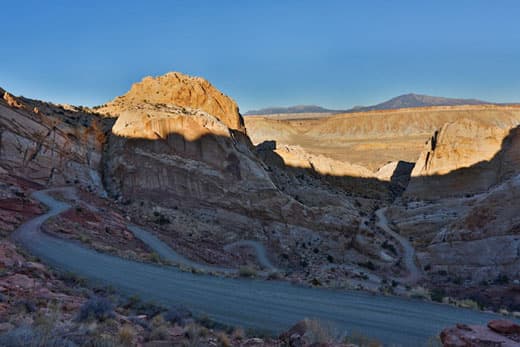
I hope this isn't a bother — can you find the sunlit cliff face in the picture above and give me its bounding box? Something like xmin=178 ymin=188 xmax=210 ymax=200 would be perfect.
xmin=411 ymin=118 xmax=510 ymax=177
xmin=111 ymin=104 xmax=232 ymax=141
xmin=98 ymin=71 xmax=245 ymax=132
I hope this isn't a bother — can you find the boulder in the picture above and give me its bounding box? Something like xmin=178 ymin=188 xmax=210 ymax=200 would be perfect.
xmin=488 ymin=319 xmax=520 ymax=334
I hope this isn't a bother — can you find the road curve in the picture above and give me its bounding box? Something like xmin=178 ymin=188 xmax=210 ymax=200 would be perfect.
xmin=375 ymin=207 xmax=422 ymax=284
xmin=223 ymin=240 xmax=278 ymax=272
xmin=13 ymin=188 xmax=505 ymax=346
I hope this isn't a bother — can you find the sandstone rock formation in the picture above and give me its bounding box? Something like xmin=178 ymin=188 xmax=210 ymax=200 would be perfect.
xmin=424 ymin=171 xmax=520 ymax=284
xmin=405 ymin=119 xmax=520 ymax=198
xmin=273 ymin=144 xmax=374 ymax=178
xmin=0 ymin=89 xmax=107 ymax=193
xmin=104 ymin=102 xmax=283 ymax=215
xmin=98 ymin=72 xmax=404 ymax=281
xmin=245 ymin=105 xmax=520 ymax=170
xmin=98 ymin=72 xmax=244 ymax=131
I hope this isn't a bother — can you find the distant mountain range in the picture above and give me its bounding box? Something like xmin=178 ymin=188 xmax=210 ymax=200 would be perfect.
xmin=244 ymin=93 xmax=502 ymax=115
xmin=347 ymin=93 xmax=490 ymax=113
xmin=244 ymin=105 xmax=341 ymax=115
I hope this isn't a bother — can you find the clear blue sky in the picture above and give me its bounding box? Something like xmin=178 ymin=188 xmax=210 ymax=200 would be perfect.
xmin=1 ymin=0 xmax=519 ymax=111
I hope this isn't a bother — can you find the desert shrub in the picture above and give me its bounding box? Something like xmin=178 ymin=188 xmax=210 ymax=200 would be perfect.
xmin=304 ymin=319 xmax=341 ymax=344
xmin=118 ymin=324 xmax=136 ymax=345
xmin=123 ymin=294 xmax=141 ymax=309
xmin=409 ymin=286 xmax=430 ymax=299
xmin=183 ymin=323 xmax=206 ymax=346
xmin=164 ymin=305 xmax=192 ymax=325
xmin=267 ymin=271 xmax=282 ymax=280
xmin=437 ymin=270 xmax=448 ymax=276
xmin=231 ymin=327 xmax=245 ymax=340
xmin=0 ymin=325 xmax=77 ymax=347
xmin=358 ymin=261 xmax=377 ymax=271
xmin=60 ymin=271 xmax=88 ymax=287
xmin=128 ymin=315 xmax=150 ymax=330
xmin=14 ymin=299 xmax=37 ymax=313
xmin=310 ymin=278 xmax=322 ymax=286
xmin=495 ymin=274 xmax=509 ymax=285
xmin=217 ymin=331 xmax=231 ymax=347
xmin=452 ymin=276 xmax=463 ymax=285
xmin=79 ymin=235 xmax=91 ymax=244
xmin=430 ymin=288 xmax=446 ymax=303
xmin=381 ymin=240 xmax=397 ymax=255
xmin=345 ymin=329 xmax=382 ymax=347
xmin=149 ymin=325 xmax=169 ymax=341
xmin=153 ymin=211 xmax=170 ymax=225
xmin=78 ymin=296 xmax=114 ymax=322
xmin=149 ymin=252 xmax=162 ymax=264
xmin=82 ymin=335 xmax=117 ymax=347
xmin=238 ymin=266 xmax=256 ymax=278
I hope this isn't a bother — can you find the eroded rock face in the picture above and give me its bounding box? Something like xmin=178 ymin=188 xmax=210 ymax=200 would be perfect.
xmin=245 ymin=105 xmax=520 ymax=170
xmin=100 ymin=73 xmax=380 ymax=277
xmin=405 ymin=119 xmax=520 ymax=198
xmin=425 ymin=172 xmax=520 ymax=283
xmin=105 ymin=103 xmax=288 ymax=215
xmin=99 ymin=72 xmax=244 ymax=131
xmin=0 ymin=90 xmax=108 ymax=193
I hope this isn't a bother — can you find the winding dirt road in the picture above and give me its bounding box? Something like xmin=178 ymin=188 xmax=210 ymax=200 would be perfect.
xmin=375 ymin=207 xmax=422 ymax=284
xmin=12 ymin=187 xmax=505 ymax=346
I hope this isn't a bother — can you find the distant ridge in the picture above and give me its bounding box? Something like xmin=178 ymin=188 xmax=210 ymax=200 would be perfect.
xmin=346 ymin=93 xmax=491 ymax=113
xmin=245 ymin=93 xmax=506 ymax=116
xmin=244 ymin=105 xmax=341 ymax=115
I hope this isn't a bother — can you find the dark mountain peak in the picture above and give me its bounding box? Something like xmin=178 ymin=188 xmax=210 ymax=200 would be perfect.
xmin=245 ymin=93 xmax=500 ymax=116
xmin=348 ymin=93 xmax=491 ymax=113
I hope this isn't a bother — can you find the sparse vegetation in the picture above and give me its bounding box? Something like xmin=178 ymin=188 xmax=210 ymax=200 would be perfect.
xmin=118 ymin=324 xmax=136 ymax=345
xmin=358 ymin=260 xmax=377 ymax=271
xmin=78 ymin=296 xmax=115 ymax=322
xmin=409 ymin=286 xmax=430 ymax=300
xmin=238 ymin=266 xmax=257 ymax=277
xmin=345 ymin=329 xmax=383 ymax=347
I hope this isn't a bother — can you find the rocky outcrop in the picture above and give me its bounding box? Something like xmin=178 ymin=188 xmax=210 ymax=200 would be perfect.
xmin=423 ymin=171 xmax=520 ymax=284
xmin=440 ymin=320 xmax=520 ymax=347
xmin=405 ymin=119 xmax=520 ymax=199
xmin=105 ymin=103 xmax=281 ymax=214
xmin=0 ymin=89 xmax=107 ymax=193
xmin=98 ymin=72 xmax=244 ymax=131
